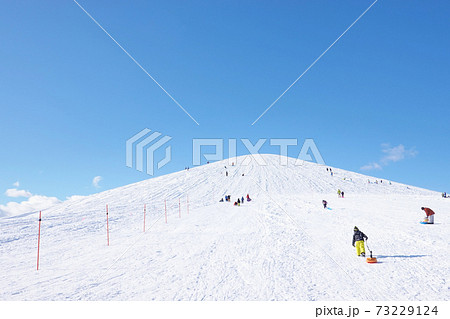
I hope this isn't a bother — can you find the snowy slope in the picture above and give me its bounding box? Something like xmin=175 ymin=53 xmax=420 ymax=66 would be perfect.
xmin=0 ymin=154 xmax=448 ymax=300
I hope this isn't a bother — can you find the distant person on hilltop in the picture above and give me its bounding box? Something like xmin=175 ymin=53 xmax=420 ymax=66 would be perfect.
xmin=352 ymin=226 xmax=368 ymax=257
xmin=421 ymin=207 xmax=435 ymax=224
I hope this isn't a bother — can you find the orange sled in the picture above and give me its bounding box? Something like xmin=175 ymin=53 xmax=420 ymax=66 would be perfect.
xmin=366 ymin=246 xmax=377 ymax=263
xmin=366 ymin=257 xmax=377 ymax=263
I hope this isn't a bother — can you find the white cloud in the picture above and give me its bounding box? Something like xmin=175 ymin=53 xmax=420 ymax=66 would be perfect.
xmin=361 ymin=144 xmax=418 ymax=171
xmin=360 ymin=162 xmax=382 ymax=171
xmin=380 ymin=144 xmax=418 ymax=164
xmin=13 ymin=181 xmax=20 ymax=187
xmin=0 ymin=195 xmax=60 ymax=218
xmin=5 ymin=188 xmax=32 ymax=198
xmin=92 ymin=176 xmax=102 ymax=188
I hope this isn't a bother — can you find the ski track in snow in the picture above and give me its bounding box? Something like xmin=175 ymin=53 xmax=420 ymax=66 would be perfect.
xmin=0 ymin=154 xmax=448 ymax=300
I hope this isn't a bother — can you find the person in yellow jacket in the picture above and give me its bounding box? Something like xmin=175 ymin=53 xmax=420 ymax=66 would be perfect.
xmin=352 ymin=226 xmax=368 ymax=257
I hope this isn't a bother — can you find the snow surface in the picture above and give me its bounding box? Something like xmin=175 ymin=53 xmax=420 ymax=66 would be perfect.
xmin=0 ymin=154 xmax=448 ymax=300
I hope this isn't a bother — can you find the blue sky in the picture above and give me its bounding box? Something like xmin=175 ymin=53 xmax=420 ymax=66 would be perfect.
xmin=1 ymin=0 xmax=449 ymax=213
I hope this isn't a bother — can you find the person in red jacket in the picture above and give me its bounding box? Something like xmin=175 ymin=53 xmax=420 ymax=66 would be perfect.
xmin=421 ymin=207 xmax=435 ymax=224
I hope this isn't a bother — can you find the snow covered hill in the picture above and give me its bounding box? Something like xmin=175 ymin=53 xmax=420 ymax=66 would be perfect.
xmin=0 ymin=154 xmax=448 ymax=300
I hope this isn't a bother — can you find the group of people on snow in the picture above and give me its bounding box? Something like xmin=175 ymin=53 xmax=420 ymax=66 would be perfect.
xmin=351 ymin=207 xmax=436 ymax=257
xmin=320 ymin=196 xmax=437 ymax=257
xmin=326 ymin=167 xmax=334 ymax=176
xmin=221 ymin=195 xmax=231 ymax=202
xmin=220 ymin=194 xmax=251 ymax=206
xmin=367 ymin=179 xmax=392 ymax=185
xmin=337 ymin=189 xmax=344 ymax=198
xmin=233 ymin=194 xmax=251 ymax=206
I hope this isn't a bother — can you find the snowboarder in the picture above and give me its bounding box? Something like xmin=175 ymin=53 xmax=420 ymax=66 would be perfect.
xmin=421 ymin=207 xmax=435 ymax=224
xmin=246 ymin=194 xmax=251 ymax=202
xmin=237 ymin=198 xmax=241 ymax=205
xmin=352 ymin=226 xmax=368 ymax=257
xmin=341 ymin=191 xmax=345 ymax=198
xmin=322 ymin=200 xmax=327 ymax=209
xmin=337 ymin=189 xmax=341 ymax=198
xmin=241 ymin=196 xmax=244 ymax=203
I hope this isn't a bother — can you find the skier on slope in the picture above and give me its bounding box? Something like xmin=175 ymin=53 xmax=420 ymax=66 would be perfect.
xmin=352 ymin=226 xmax=368 ymax=257
xmin=322 ymin=200 xmax=328 ymax=209
xmin=421 ymin=207 xmax=435 ymax=224
xmin=337 ymin=189 xmax=341 ymax=198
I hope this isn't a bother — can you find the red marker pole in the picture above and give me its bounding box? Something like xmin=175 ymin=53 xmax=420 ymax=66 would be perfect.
xmin=37 ymin=211 xmax=42 ymax=271
xmin=179 ymin=198 xmax=181 ymax=218
xmin=106 ymin=204 xmax=109 ymax=246
xmin=164 ymin=200 xmax=167 ymax=224
xmin=143 ymin=204 xmax=146 ymax=232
